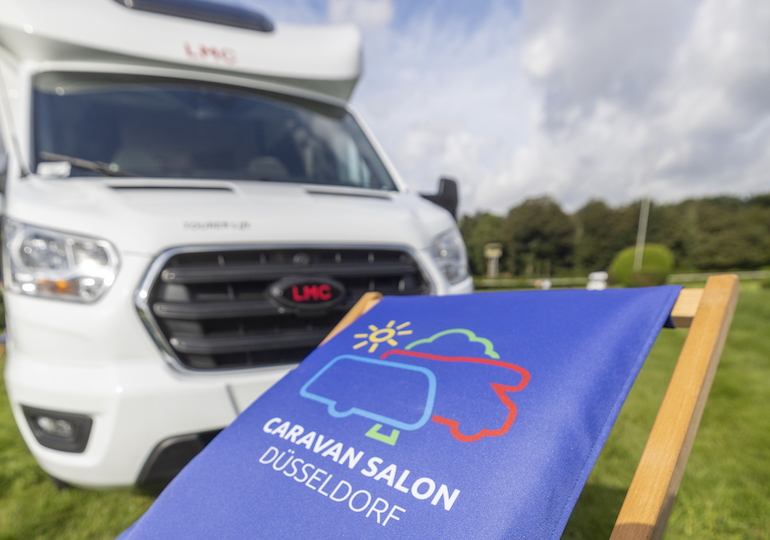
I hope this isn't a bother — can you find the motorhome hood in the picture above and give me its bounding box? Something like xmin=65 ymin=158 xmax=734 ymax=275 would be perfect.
xmin=6 ymin=179 xmax=454 ymax=255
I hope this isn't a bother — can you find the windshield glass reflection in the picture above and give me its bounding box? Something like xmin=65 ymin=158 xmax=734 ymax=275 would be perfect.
xmin=33 ymin=72 xmax=397 ymax=190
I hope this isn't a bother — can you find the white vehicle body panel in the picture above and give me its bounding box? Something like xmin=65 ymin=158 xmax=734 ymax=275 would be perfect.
xmin=0 ymin=0 xmax=472 ymax=487
xmin=0 ymin=0 xmax=362 ymax=100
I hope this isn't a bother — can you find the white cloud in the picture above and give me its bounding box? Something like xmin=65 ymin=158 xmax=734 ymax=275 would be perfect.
xmin=351 ymin=0 xmax=694 ymax=213
xmin=328 ymin=0 xmax=394 ymax=28
xmin=502 ymin=0 xmax=770 ymax=210
xmin=351 ymin=2 xmax=534 ymax=212
xmin=229 ymin=0 xmax=770 ymax=214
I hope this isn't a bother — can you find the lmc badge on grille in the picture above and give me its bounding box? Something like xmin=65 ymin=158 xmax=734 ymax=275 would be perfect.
xmin=268 ymin=276 xmax=346 ymax=311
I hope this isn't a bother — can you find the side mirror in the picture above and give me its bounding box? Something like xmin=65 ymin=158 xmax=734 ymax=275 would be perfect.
xmin=420 ymin=177 xmax=458 ymax=219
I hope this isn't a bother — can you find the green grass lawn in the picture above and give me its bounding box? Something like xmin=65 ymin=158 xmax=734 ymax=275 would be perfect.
xmin=1 ymin=286 xmax=768 ymax=539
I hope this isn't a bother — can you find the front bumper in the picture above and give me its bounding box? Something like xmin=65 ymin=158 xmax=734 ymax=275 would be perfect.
xmin=5 ymin=345 xmax=291 ymax=487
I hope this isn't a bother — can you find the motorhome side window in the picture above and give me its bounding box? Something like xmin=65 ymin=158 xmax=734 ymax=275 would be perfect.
xmin=32 ymin=72 xmax=396 ymax=190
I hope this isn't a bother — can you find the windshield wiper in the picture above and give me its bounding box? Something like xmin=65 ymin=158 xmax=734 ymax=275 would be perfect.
xmin=39 ymin=152 xmax=137 ymax=177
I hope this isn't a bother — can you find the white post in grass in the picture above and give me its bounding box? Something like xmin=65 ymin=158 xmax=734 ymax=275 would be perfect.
xmin=634 ymin=150 xmax=655 ymax=272
xmin=634 ymin=196 xmax=651 ymax=271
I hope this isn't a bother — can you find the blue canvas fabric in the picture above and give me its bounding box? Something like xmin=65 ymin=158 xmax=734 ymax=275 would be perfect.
xmin=119 ymin=286 xmax=681 ymax=540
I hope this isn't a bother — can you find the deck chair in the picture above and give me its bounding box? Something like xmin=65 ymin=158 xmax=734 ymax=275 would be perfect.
xmin=118 ymin=274 xmax=738 ymax=540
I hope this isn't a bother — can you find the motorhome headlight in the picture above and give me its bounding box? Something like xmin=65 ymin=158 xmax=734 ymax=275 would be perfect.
xmin=3 ymin=219 xmax=119 ymax=302
xmin=431 ymin=228 xmax=468 ymax=284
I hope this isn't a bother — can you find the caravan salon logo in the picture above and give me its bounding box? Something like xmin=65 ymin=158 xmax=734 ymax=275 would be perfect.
xmin=300 ymin=321 xmax=531 ymax=446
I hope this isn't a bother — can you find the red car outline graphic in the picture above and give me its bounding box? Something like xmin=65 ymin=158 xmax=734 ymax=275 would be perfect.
xmin=379 ymin=349 xmax=531 ymax=442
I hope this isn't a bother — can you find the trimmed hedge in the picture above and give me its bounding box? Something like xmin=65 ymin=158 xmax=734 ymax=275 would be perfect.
xmin=609 ymin=244 xmax=675 ymax=287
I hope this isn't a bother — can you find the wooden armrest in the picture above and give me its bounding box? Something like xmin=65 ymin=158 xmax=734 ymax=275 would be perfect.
xmin=669 ymin=288 xmax=703 ymax=328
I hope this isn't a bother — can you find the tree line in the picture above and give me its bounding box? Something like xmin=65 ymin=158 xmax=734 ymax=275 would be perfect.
xmin=459 ymin=194 xmax=770 ymax=277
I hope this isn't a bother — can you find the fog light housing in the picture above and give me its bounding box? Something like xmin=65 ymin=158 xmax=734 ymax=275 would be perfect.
xmin=22 ymin=406 xmax=93 ymax=453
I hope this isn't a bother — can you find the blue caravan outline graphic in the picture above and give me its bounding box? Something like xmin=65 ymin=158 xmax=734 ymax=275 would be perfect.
xmin=299 ymin=354 xmax=437 ymax=431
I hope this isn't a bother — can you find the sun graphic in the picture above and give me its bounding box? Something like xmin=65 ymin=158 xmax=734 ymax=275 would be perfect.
xmin=353 ymin=320 xmax=413 ymax=353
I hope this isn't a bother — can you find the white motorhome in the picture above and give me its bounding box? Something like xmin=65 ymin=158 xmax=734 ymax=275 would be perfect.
xmin=0 ymin=0 xmax=471 ymax=487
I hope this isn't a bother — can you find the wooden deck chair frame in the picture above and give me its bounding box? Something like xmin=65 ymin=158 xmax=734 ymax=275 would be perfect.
xmin=321 ymin=274 xmax=740 ymax=540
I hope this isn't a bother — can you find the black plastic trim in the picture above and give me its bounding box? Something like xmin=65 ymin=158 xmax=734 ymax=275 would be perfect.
xmin=421 ymin=177 xmax=459 ymax=218
xmin=169 ymin=330 xmax=329 ymax=355
xmin=22 ymin=405 xmax=93 ymax=453
xmin=160 ymin=261 xmax=417 ymax=284
xmin=153 ymin=298 xmax=356 ymax=320
xmin=137 ymin=429 xmax=222 ymax=486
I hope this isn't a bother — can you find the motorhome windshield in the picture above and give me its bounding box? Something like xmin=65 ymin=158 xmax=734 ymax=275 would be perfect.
xmin=32 ymin=72 xmax=397 ymax=190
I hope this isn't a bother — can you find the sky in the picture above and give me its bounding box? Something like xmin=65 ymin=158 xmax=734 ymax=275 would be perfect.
xmin=237 ymin=0 xmax=770 ymax=215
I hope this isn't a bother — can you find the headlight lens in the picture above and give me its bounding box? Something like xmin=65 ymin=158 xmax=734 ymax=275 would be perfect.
xmin=3 ymin=219 xmax=119 ymax=302
xmin=431 ymin=228 xmax=468 ymax=284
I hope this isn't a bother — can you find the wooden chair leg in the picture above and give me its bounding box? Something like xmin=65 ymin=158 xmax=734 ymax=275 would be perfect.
xmin=610 ymin=274 xmax=739 ymax=540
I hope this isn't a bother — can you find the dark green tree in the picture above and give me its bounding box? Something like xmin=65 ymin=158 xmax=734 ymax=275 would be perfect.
xmin=501 ymin=197 xmax=575 ymax=276
xmin=574 ymin=200 xmax=643 ymax=272
xmin=575 ymin=200 xmax=619 ymax=272
xmin=463 ymin=191 xmax=770 ymax=277
xmin=690 ymin=197 xmax=770 ymax=270
xmin=644 ymin=202 xmax=694 ymax=269
xmin=459 ymin=212 xmax=505 ymax=275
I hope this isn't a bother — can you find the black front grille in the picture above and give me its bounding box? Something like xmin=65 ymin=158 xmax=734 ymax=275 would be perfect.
xmin=142 ymin=247 xmax=430 ymax=370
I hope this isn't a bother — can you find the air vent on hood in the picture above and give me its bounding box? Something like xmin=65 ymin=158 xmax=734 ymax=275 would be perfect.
xmin=113 ymin=0 xmax=274 ymax=33
xmin=108 ymin=185 xmax=234 ymax=192
xmin=303 ymin=185 xmax=395 ymax=200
